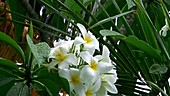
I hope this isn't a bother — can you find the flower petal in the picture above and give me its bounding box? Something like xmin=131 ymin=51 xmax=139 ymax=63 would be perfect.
xmin=102 ymin=45 xmax=110 ymax=58
xmin=96 ymin=86 xmax=107 ymax=96
xmin=58 ymin=69 xmax=71 ymax=81
xmin=80 ymin=51 xmax=92 ymax=64
xmin=77 ymin=23 xmax=87 ymax=37
xmin=67 ymin=54 xmax=78 ymax=65
xmin=80 ymin=65 xmax=95 ymax=85
xmin=74 ymin=37 xmax=85 ymax=45
xmin=98 ymin=62 xmax=114 ymax=73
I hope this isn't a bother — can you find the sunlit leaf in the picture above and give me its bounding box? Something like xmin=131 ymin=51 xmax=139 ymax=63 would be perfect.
xmin=149 ymin=64 xmax=168 ymax=74
xmin=100 ymin=30 xmax=162 ymax=60
xmin=26 ymin=35 xmax=50 ymax=66
xmin=126 ymin=0 xmax=136 ymax=9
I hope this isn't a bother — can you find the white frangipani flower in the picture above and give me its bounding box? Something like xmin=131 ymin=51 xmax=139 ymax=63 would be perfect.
xmin=74 ymin=23 xmax=99 ymax=52
xmin=83 ymin=78 xmax=101 ymax=96
xmin=80 ymin=51 xmax=100 ymax=85
xmin=96 ymin=70 xmax=118 ymax=96
xmin=48 ymin=46 xmax=77 ymax=69
xmin=59 ymin=68 xmax=85 ymax=96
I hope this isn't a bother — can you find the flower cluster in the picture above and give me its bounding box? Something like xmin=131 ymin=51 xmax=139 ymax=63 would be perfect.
xmin=47 ymin=23 xmax=118 ymax=96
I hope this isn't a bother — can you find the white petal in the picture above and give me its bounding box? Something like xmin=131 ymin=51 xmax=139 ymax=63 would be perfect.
xmin=102 ymin=45 xmax=110 ymax=58
xmin=96 ymin=86 xmax=107 ymax=96
xmin=74 ymin=37 xmax=85 ymax=45
xmin=80 ymin=51 xmax=92 ymax=64
xmin=104 ymin=82 xmax=118 ymax=94
xmin=84 ymin=46 xmax=95 ymax=55
xmin=59 ymin=47 xmax=68 ymax=55
xmin=102 ymin=75 xmax=118 ymax=94
xmin=58 ymin=61 xmax=69 ymax=69
xmin=58 ymin=69 xmax=71 ymax=81
xmin=91 ymin=78 xmax=101 ymax=92
xmin=98 ymin=62 xmax=114 ymax=73
xmin=80 ymin=65 xmax=95 ymax=85
xmin=103 ymin=75 xmax=118 ymax=85
xmin=77 ymin=23 xmax=87 ymax=37
xmin=67 ymin=54 xmax=78 ymax=65
xmin=70 ymin=68 xmax=80 ymax=76
xmin=74 ymin=83 xmax=85 ymax=96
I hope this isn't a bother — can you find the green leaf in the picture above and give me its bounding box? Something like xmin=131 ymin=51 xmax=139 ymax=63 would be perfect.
xmin=164 ymin=0 xmax=170 ymax=5
xmin=100 ymin=30 xmax=162 ymax=60
xmin=6 ymin=0 xmax=26 ymax=41
xmin=0 ymin=79 xmax=15 ymax=95
xmin=0 ymin=58 xmax=19 ymax=70
xmin=123 ymin=36 xmax=162 ymax=60
xmin=0 ymin=32 xmax=25 ymax=62
xmin=126 ymin=0 xmax=136 ymax=9
xmin=0 ymin=58 xmax=23 ymax=76
xmin=0 ymin=77 xmax=14 ymax=87
xmin=90 ymin=10 xmax=135 ymax=29
xmin=149 ymin=64 xmax=168 ymax=74
xmin=64 ymin=0 xmax=83 ymax=15
xmin=6 ymin=82 xmax=29 ymax=96
xmin=26 ymin=35 xmax=50 ymax=66
xmin=36 ymin=69 xmax=69 ymax=96
xmin=100 ymin=30 xmax=126 ymax=38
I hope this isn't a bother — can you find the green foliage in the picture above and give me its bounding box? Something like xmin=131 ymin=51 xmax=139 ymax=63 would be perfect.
xmin=26 ymin=35 xmax=50 ymax=66
xmin=6 ymin=0 xmax=26 ymax=41
xmin=0 ymin=32 xmax=25 ymax=61
xmin=149 ymin=64 xmax=168 ymax=74
xmin=0 ymin=23 xmax=69 ymax=96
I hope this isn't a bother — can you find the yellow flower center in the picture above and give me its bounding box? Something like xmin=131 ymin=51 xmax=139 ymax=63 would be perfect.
xmin=85 ymin=89 xmax=92 ymax=96
xmin=90 ymin=61 xmax=97 ymax=71
xmin=71 ymin=75 xmax=79 ymax=84
xmin=84 ymin=36 xmax=92 ymax=44
xmin=56 ymin=50 xmax=66 ymax=62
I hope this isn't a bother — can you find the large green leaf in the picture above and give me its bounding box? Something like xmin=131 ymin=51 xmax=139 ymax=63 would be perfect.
xmin=35 ymin=69 xmax=69 ymax=96
xmin=26 ymin=35 xmax=50 ymax=66
xmin=0 ymin=79 xmax=15 ymax=95
xmin=0 ymin=58 xmax=23 ymax=77
xmin=6 ymin=0 xmax=26 ymax=41
xmin=6 ymin=82 xmax=29 ymax=96
xmin=0 ymin=32 xmax=25 ymax=61
xmin=0 ymin=77 xmax=14 ymax=87
xmin=100 ymin=30 xmax=162 ymax=60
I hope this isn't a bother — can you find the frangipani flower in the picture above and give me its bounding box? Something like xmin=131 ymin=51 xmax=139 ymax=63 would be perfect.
xmin=83 ymin=78 xmax=101 ymax=96
xmin=59 ymin=68 xmax=85 ymax=96
xmin=48 ymin=46 xmax=77 ymax=69
xmin=80 ymin=51 xmax=112 ymax=85
xmin=74 ymin=23 xmax=99 ymax=53
xmin=80 ymin=51 xmax=100 ymax=85
xmin=46 ymin=23 xmax=118 ymax=96
xmin=96 ymin=70 xmax=118 ymax=96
